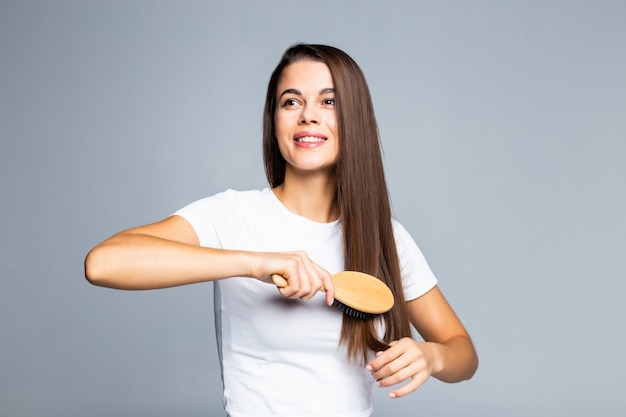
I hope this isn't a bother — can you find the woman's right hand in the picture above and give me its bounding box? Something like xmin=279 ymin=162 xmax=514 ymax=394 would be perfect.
xmin=248 ymin=250 xmax=335 ymax=306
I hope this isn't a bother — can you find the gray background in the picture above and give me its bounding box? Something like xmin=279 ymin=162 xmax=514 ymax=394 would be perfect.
xmin=1 ymin=0 xmax=625 ymax=416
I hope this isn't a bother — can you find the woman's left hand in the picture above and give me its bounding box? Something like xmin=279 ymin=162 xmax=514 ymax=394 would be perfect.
xmin=366 ymin=337 xmax=439 ymax=398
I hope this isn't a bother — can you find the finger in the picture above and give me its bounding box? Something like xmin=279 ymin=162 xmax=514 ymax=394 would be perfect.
xmin=277 ymin=273 xmax=304 ymax=299
xmin=387 ymin=372 xmax=428 ymax=398
xmin=275 ymin=273 xmax=316 ymax=300
xmin=314 ymin=265 xmax=334 ymax=306
xmin=375 ymin=360 xmax=419 ymax=387
xmin=369 ymin=338 xmax=416 ymax=366
xmin=297 ymin=261 xmax=322 ymax=301
xmin=278 ymin=255 xmax=311 ymax=299
xmin=289 ymin=255 xmax=330 ymax=301
xmin=372 ymin=357 xmax=414 ymax=385
xmin=367 ymin=341 xmax=402 ymax=372
xmin=370 ymin=343 xmax=422 ymax=382
xmin=270 ymin=252 xmax=327 ymax=301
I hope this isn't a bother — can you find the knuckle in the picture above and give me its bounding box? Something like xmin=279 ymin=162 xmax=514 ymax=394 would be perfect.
xmin=286 ymin=257 xmax=299 ymax=269
xmin=396 ymin=368 xmax=412 ymax=382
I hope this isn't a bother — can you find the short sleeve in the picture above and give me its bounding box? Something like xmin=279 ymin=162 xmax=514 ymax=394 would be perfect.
xmin=393 ymin=220 xmax=438 ymax=301
xmin=173 ymin=195 xmax=223 ymax=248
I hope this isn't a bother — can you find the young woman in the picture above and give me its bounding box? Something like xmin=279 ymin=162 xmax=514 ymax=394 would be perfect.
xmin=85 ymin=43 xmax=478 ymax=417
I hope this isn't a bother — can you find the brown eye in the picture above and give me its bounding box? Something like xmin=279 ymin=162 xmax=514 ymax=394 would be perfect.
xmin=282 ymin=98 xmax=299 ymax=107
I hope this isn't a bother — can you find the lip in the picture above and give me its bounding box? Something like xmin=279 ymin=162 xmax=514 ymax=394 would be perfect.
xmin=294 ymin=131 xmax=327 ymax=140
xmin=292 ymin=131 xmax=328 ymax=148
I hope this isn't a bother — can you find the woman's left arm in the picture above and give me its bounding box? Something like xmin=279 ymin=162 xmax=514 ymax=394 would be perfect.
xmin=367 ymin=285 xmax=478 ymax=398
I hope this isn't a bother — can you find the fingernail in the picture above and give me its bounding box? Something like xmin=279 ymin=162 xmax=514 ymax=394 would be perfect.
xmin=389 ymin=392 xmax=397 ymax=398
xmin=375 ymin=351 xmax=383 ymax=356
xmin=365 ymin=365 xmax=372 ymax=372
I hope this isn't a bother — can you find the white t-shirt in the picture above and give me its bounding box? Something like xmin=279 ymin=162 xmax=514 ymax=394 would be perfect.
xmin=175 ymin=188 xmax=437 ymax=417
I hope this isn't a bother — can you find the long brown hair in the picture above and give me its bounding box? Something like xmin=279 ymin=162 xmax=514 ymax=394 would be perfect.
xmin=263 ymin=44 xmax=411 ymax=363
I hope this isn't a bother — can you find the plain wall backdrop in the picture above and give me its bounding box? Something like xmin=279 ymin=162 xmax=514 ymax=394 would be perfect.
xmin=1 ymin=1 xmax=625 ymax=416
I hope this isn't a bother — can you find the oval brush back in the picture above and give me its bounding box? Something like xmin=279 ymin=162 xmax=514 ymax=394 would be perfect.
xmin=333 ymin=271 xmax=394 ymax=314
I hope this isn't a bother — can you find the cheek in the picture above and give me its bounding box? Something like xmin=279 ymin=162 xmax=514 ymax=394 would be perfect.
xmin=327 ymin=112 xmax=338 ymax=135
xmin=329 ymin=118 xmax=338 ymax=138
xmin=273 ymin=117 xmax=289 ymax=155
xmin=274 ymin=113 xmax=290 ymax=138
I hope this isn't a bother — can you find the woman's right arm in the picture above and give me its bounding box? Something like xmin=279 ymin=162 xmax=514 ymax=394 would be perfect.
xmin=84 ymin=215 xmax=254 ymax=290
xmin=84 ymin=215 xmax=335 ymax=304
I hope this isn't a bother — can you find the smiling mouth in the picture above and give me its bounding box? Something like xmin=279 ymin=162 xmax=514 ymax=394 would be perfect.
xmin=295 ymin=136 xmax=326 ymax=143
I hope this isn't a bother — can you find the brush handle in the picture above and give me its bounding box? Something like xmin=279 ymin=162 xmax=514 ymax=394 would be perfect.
xmin=271 ymin=273 xmax=288 ymax=288
xmin=271 ymin=274 xmax=326 ymax=292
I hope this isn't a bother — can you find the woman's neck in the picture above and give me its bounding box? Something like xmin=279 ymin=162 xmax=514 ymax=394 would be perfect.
xmin=273 ymin=172 xmax=339 ymax=223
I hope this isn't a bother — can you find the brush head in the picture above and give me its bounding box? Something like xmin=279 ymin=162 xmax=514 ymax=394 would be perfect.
xmin=332 ymin=271 xmax=394 ymax=316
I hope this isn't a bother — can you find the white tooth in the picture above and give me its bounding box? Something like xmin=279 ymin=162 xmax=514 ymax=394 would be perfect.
xmin=297 ymin=136 xmax=324 ymax=143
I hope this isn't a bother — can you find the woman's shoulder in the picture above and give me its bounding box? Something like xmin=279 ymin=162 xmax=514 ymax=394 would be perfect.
xmin=390 ymin=218 xmax=426 ymax=259
xmin=220 ymin=188 xmax=272 ymax=200
xmin=192 ymin=188 xmax=272 ymax=205
xmin=212 ymin=188 xmax=275 ymax=209
xmin=391 ymin=218 xmax=411 ymax=241
xmin=175 ymin=188 xmax=272 ymax=216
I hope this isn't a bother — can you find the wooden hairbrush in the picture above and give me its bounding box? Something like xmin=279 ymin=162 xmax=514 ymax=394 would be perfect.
xmin=271 ymin=271 xmax=394 ymax=319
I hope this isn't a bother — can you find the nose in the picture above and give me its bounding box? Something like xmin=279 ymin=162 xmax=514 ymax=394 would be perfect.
xmin=299 ymin=105 xmax=319 ymax=125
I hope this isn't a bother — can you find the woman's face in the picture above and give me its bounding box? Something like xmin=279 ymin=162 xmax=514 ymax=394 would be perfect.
xmin=274 ymin=60 xmax=339 ymax=179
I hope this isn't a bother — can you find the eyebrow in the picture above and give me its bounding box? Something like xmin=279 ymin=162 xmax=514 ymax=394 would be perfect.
xmin=278 ymin=88 xmax=335 ymax=98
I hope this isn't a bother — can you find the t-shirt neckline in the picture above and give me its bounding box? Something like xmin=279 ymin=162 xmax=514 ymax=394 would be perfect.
xmin=263 ymin=188 xmax=341 ymax=233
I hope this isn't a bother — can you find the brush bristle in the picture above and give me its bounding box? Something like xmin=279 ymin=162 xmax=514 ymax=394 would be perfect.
xmin=332 ymin=299 xmax=376 ymax=320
